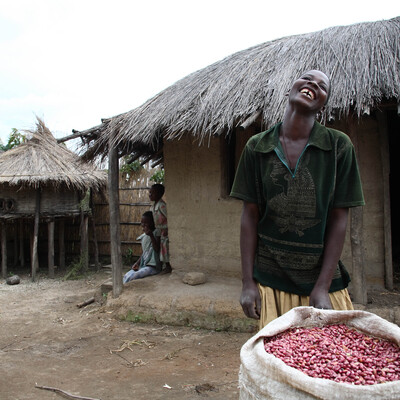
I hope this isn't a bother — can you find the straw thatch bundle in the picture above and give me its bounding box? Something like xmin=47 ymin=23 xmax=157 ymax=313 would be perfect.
xmin=80 ymin=16 xmax=400 ymax=160
xmin=0 ymin=118 xmax=106 ymax=190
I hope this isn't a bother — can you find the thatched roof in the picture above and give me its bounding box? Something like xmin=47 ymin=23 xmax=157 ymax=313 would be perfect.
xmin=0 ymin=118 xmax=107 ymax=191
xmin=79 ymin=16 xmax=400 ymax=161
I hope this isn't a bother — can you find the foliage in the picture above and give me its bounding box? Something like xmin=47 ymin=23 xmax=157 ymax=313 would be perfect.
xmin=63 ymin=254 xmax=89 ymax=280
xmin=120 ymin=159 xmax=143 ymax=175
xmin=150 ymin=168 xmax=164 ymax=184
xmin=0 ymin=128 xmax=26 ymax=151
xmin=123 ymin=247 xmax=138 ymax=266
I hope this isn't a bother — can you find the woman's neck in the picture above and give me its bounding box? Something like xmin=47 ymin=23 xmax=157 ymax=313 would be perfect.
xmin=281 ymin=107 xmax=316 ymax=140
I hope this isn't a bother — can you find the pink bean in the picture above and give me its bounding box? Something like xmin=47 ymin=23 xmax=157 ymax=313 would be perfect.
xmin=264 ymin=324 xmax=400 ymax=385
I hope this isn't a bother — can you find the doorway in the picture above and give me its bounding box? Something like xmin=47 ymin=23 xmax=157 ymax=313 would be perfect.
xmin=387 ymin=109 xmax=400 ymax=282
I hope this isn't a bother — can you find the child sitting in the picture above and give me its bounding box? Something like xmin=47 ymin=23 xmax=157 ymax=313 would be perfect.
xmin=123 ymin=211 xmax=161 ymax=283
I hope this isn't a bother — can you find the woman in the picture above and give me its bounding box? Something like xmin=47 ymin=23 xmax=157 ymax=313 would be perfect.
xmin=230 ymin=70 xmax=365 ymax=329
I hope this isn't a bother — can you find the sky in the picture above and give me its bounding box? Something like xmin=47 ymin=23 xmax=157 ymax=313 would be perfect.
xmin=0 ymin=0 xmax=399 ymax=150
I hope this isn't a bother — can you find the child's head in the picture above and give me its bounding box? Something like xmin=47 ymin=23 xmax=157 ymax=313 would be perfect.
xmin=141 ymin=211 xmax=155 ymax=231
xmin=149 ymin=184 xmax=165 ymax=202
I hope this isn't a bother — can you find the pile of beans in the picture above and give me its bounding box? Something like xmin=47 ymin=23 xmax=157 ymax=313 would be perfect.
xmin=263 ymin=324 xmax=400 ymax=385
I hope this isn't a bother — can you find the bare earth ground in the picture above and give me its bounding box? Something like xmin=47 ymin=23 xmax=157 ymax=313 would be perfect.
xmin=0 ymin=269 xmax=250 ymax=400
xmin=2 ymin=267 xmax=400 ymax=400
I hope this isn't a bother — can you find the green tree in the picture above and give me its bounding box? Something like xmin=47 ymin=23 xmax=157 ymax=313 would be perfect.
xmin=0 ymin=128 xmax=26 ymax=151
xmin=150 ymin=168 xmax=164 ymax=184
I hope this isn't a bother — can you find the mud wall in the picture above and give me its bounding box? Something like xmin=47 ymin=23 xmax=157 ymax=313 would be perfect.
xmin=164 ymin=116 xmax=386 ymax=288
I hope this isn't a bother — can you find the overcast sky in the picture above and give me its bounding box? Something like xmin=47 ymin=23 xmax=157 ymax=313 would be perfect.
xmin=0 ymin=0 xmax=398 ymax=148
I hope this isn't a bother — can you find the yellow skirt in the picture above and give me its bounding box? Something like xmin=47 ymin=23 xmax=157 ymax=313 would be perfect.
xmin=258 ymin=284 xmax=354 ymax=330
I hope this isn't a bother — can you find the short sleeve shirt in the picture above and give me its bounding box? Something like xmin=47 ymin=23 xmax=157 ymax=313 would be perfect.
xmin=230 ymin=122 xmax=365 ymax=295
xmin=137 ymin=228 xmax=161 ymax=271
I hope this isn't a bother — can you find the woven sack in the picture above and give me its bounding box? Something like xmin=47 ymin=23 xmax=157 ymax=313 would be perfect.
xmin=239 ymin=306 xmax=400 ymax=400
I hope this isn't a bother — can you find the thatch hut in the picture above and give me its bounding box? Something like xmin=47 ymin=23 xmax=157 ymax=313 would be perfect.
xmin=0 ymin=119 xmax=107 ymax=280
xmin=76 ymin=17 xmax=400 ymax=302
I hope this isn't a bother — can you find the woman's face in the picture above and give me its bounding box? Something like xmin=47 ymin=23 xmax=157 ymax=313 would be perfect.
xmin=149 ymin=187 xmax=160 ymax=202
xmin=141 ymin=215 xmax=154 ymax=232
xmin=288 ymin=70 xmax=330 ymax=112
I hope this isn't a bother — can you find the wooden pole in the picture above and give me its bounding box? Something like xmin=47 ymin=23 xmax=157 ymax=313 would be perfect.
xmin=80 ymin=211 xmax=89 ymax=271
xmin=13 ymin=225 xmax=18 ymax=267
xmin=91 ymin=215 xmax=100 ymax=271
xmin=376 ymin=110 xmax=394 ymax=290
xmin=19 ymin=220 xmax=25 ymax=267
xmin=348 ymin=114 xmax=367 ymax=304
xmin=108 ymin=144 xmax=123 ymax=297
xmin=59 ymin=219 xmax=65 ymax=269
xmin=1 ymin=222 xmax=7 ymax=278
xmin=48 ymin=219 xmax=55 ymax=278
xmin=31 ymin=188 xmax=41 ymax=281
xmin=350 ymin=207 xmax=368 ymax=304
xmin=89 ymin=189 xmax=100 ymax=271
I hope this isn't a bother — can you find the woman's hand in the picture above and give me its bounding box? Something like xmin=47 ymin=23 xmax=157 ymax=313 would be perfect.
xmin=240 ymin=280 xmax=261 ymax=319
xmin=309 ymin=287 xmax=332 ymax=309
xmin=132 ymin=262 xmax=139 ymax=271
xmin=240 ymin=202 xmax=260 ymax=319
xmin=310 ymin=208 xmax=349 ymax=310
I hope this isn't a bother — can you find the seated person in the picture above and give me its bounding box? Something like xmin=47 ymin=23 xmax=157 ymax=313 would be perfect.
xmin=123 ymin=211 xmax=161 ymax=283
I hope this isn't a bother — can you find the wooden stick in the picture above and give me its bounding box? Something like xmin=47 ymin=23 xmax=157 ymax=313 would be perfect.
xmin=31 ymin=189 xmax=41 ymax=281
xmin=77 ymin=297 xmax=95 ymax=308
xmin=238 ymin=110 xmax=262 ymax=130
xmin=59 ymin=219 xmax=65 ymax=269
xmin=376 ymin=110 xmax=393 ymax=290
xmin=48 ymin=219 xmax=55 ymax=278
xmin=35 ymin=384 xmax=101 ymax=400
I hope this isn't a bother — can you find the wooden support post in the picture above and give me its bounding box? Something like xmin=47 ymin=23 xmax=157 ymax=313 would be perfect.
xmin=31 ymin=189 xmax=41 ymax=281
xmin=80 ymin=212 xmax=89 ymax=271
xmin=13 ymin=225 xmax=18 ymax=267
xmin=376 ymin=110 xmax=393 ymax=290
xmin=48 ymin=219 xmax=55 ymax=278
xmin=350 ymin=207 xmax=368 ymax=304
xmin=1 ymin=222 xmax=7 ymax=278
xmin=19 ymin=220 xmax=25 ymax=267
xmin=91 ymin=217 xmax=100 ymax=271
xmin=108 ymin=144 xmax=123 ymax=297
xmin=89 ymin=190 xmax=100 ymax=271
xmin=58 ymin=219 xmax=65 ymax=269
xmin=348 ymin=115 xmax=367 ymax=304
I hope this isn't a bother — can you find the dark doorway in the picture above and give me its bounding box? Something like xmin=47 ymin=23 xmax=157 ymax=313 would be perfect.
xmin=387 ymin=109 xmax=400 ymax=281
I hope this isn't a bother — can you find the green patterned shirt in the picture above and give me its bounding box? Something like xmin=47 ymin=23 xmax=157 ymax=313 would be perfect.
xmin=230 ymin=121 xmax=365 ymax=295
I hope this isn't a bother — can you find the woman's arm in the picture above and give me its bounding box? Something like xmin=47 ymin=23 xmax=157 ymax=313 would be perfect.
xmin=309 ymin=207 xmax=349 ymax=308
xmin=142 ymin=224 xmax=161 ymax=253
xmin=240 ymin=201 xmax=261 ymax=319
xmin=148 ymin=231 xmax=161 ymax=253
xmin=132 ymin=256 xmax=141 ymax=271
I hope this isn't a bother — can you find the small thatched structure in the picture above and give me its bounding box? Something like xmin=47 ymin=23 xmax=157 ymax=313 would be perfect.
xmin=75 ymin=17 xmax=400 ymax=301
xmin=0 ymin=118 xmax=107 ymax=280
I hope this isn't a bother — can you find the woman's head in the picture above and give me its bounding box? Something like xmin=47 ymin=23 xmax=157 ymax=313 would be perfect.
xmin=149 ymin=184 xmax=165 ymax=202
xmin=141 ymin=211 xmax=155 ymax=230
xmin=288 ymin=70 xmax=331 ymax=112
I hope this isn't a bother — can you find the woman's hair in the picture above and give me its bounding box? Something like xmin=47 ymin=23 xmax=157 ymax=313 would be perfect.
xmin=142 ymin=211 xmax=155 ymax=224
xmin=151 ymin=183 xmax=165 ymax=197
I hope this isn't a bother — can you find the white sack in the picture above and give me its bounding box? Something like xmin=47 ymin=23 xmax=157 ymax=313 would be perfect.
xmin=239 ymin=306 xmax=400 ymax=400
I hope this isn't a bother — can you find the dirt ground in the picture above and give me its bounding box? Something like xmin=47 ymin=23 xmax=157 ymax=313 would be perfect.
xmin=0 ymin=269 xmax=251 ymax=400
xmin=2 ymin=267 xmax=400 ymax=400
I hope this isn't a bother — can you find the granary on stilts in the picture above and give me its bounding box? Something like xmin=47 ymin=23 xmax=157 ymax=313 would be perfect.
xmin=75 ymin=17 xmax=400 ymax=302
xmin=0 ymin=118 xmax=107 ymax=280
